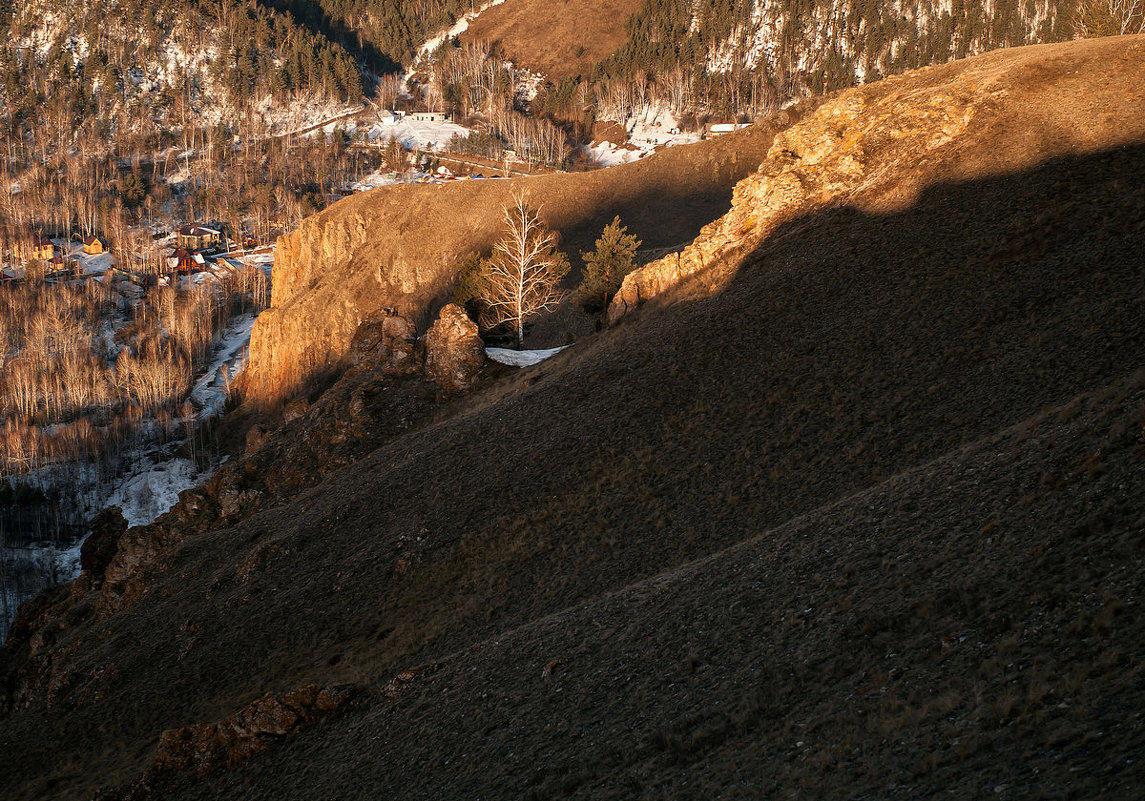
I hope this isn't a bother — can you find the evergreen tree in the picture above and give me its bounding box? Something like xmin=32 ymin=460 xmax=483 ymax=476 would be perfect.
xmin=576 ymin=216 xmax=641 ymax=318
xmin=121 ymin=172 xmax=148 ymax=210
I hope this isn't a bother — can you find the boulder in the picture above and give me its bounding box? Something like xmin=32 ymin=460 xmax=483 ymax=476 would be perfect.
xmin=347 ymin=308 xmax=420 ymax=375
xmin=424 ymin=304 xmax=485 ymax=392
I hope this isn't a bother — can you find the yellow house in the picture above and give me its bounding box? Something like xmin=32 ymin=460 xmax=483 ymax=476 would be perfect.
xmin=83 ymin=236 xmax=105 ymax=255
xmin=31 ymin=236 xmax=53 ymax=261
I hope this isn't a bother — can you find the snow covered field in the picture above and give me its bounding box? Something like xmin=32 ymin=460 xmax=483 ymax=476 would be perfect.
xmin=364 ymin=116 xmax=473 ymax=151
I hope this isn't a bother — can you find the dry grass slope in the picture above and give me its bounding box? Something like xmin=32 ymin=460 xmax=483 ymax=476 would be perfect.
xmin=248 ymin=110 xmax=807 ymax=403
xmin=461 ymin=0 xmax=644 ymax=78
xmin=1 ymin=38 xmax=1144 ymax=801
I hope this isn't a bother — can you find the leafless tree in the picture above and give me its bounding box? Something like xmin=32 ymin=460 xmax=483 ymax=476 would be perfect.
xmin=479 ymin=191 xmax=569 ymax=347
xmin=1076 ymin=0 xmax=1145 ymax=34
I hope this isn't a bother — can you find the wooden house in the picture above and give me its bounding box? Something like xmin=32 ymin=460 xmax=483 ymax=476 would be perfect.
xmin=31 ymin=236 xmax=54 ymax=261
xmin=176 ymin=224 xmax=221 ymax=251
xmin=168 ymin=247 xmax=206 ymax=273
xmin=410 ymin=111 xmax=449 ymax=123
xmin=83 ymin=236 xmax=105 ymax=255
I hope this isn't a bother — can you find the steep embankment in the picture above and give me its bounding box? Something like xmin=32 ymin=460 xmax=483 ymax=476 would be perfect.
xmin=2 ymin=36 xmax=1145 ymax=801
xmin=248 ymin=115 xmax=804 ymax=402
xmin=612 ymin=35 xmax=1145 ymax=319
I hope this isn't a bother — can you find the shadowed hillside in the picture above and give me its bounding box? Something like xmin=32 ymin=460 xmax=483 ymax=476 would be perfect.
xmin=0 ymin=37 xmax=1144 ymax=800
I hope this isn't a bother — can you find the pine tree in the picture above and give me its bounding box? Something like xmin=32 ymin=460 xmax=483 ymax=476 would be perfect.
xmin=576 ymin=216 xmax=641 ymax=318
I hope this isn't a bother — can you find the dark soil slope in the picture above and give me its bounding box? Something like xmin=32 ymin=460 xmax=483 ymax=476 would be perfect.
xmin=176 ymin=356 xmax=1145 ymax=801
xmin=1 ymin=37 xmax=1144 ymax=800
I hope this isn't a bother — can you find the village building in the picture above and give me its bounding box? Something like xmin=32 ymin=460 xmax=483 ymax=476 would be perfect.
xmin=48 ymin=256 xmax=82 ymax=278
xmin=83 ymin=235 xmax=105 ymax=255
xmin=409 ymin=111 xmax=450 ymax=123
xmin=176 ymin=224 xmax=221 ymax=251
xmin=168 ymin=247 xmax=206 ymax=273
xmin=31 ymin=236 xmax=53 ymax=261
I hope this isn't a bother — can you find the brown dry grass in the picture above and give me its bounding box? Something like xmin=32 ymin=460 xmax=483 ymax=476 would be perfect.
xmin=2 ymin=38 xmax=1145 ymax=801
xmin=461 ymin=0 xmax=643 ymax=78
xmin=250 ymin=105 xmax=811 ymax=402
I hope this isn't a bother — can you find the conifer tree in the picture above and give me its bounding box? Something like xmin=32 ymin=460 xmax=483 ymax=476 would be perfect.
xmin=576 ymin=216 xmax=641 ymax=318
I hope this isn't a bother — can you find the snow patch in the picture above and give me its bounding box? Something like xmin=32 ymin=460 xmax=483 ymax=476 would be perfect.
xmin=366 ymin=116 xmax=474 ymax=152
xmin=104 ymin=458 xmax=207 ymax=528
xmin=588 ymin=104 xmax=703 ymax=166
xmin=486 ymin=346 xmax=568 ymax=367
xmin=419 ymin=0 xmax=509 ymax=58
xmin=190 ymin=313 xmax=257 ymax=417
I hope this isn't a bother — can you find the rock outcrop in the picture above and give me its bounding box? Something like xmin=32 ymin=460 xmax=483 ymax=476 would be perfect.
xmin=348 ymin=307 xmax=421 ymax=374
xmin=609 ymin=83 xmax=978 ymax=321
xmin=609 ymin=37 xmax=1145 ymax=322
xmin=242 ymin=120 xmax=800 ymax=406
xmin=94 ymin=684 xmax=362 ymax=800
xmin=424 ymin=303 xmax=485 ymax=392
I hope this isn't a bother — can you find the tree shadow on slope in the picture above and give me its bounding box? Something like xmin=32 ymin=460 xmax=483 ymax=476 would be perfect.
xmin=2 ymin=144 xmax=1145 ymax=801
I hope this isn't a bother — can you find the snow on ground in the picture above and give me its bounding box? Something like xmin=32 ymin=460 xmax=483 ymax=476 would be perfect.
xmin=104 ymin=458 xmax=207 ymax=528
xmin=587 ymin=104 xmax=704 ymax=167
xmin=52 ymin=538 xmax=84 ymax=581
xmin=419 ymin=0 xmax=509 ymax=58
xmin=347 ymin=168 xmax=474 ymax=191
xmin=242 ymin=251 xmax=275 ymax=271
xmin=44 ymin=237 xmax=117 ymax=275
xmin=486 ymin=346 xmax=568 ymax=367
xmin=585 ymin=141 xmax=644 ymax=167
xmin=191 ymin=313 xmax=257 ymax=417
xmin=366 ymin=116 xmax=474 ymax=151
xmin=257 ymin=96 xmax=364 ymax=137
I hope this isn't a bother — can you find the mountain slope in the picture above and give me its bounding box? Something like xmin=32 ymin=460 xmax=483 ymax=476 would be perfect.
xmin=248 ymin=111 xmax=807 ymax=402
xmin=176 ymin=359 xmax=1145 ymax=801
xmin=462 ymin=0 xmax=644 ymax=78
xmin=1 ymin=36 xmax=1144 ymax=800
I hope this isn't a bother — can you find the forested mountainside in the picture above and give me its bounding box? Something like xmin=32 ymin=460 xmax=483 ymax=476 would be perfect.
xmin=0 ymin=0 xmax=488 ymax=158
xmin=524 ymin=0 xmax=1084 ymax=117
xmin=261 ymin=0 xmax=483 ymax=69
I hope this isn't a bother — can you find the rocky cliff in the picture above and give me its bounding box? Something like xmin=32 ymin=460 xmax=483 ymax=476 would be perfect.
xmin=244 ymin=113 xmax=807 ymax=404
xmin=610 ymin=35 xmax=1145 ymax=321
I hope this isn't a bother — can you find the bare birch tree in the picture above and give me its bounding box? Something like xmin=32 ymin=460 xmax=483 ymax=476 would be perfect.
xmin=479 ymin=190 xmax=568 ymax=347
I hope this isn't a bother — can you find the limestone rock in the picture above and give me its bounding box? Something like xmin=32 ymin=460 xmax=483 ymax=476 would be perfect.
xmin=348 ymin=308 xmax=420 ymax=375
xmin=424 ymin=304 xmax=485 ymax=392
xmin=609 ymin=78 xmax=980 ymax=323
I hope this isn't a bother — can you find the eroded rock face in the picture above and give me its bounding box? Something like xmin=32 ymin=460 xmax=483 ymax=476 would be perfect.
xmin=93 ymin=684 xmax=362 ymax=800
xmin=608 ymin=80 xmax=979 ymax=322
xmin=425 ymin=303 xmax=486 ymax=392
xmin=348 ymin=308 xmax=421 ymax=375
